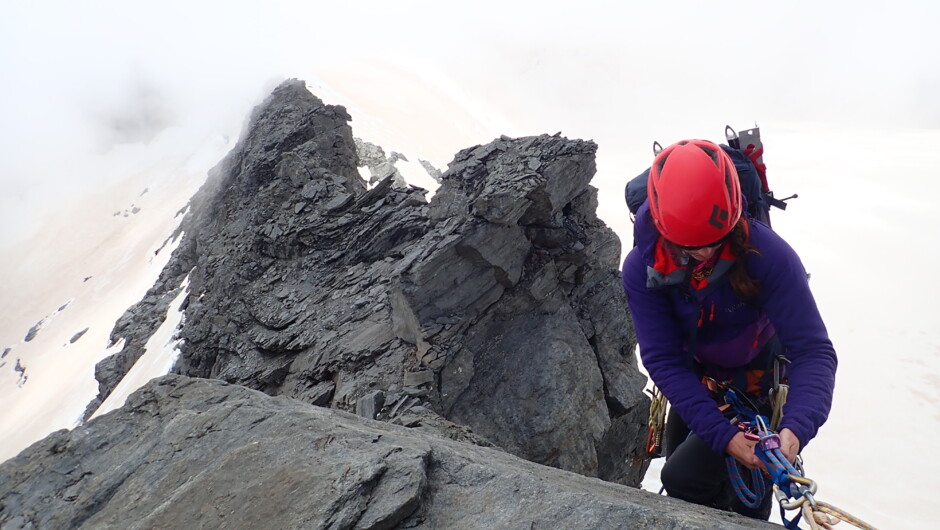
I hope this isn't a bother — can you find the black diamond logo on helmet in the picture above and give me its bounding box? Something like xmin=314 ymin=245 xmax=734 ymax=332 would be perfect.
xmin=709 ymin=205 xmax=729 ymax=230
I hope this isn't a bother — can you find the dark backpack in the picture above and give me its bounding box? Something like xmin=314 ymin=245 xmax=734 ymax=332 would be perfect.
xmin=624 ymin=127 xmax=792 ymax=229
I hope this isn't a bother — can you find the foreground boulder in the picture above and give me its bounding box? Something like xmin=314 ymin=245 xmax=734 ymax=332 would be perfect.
xmin=84 ymin=79 xmax=649 ymax=485
xmin=1 ymin=375 xmax=773 ymax=529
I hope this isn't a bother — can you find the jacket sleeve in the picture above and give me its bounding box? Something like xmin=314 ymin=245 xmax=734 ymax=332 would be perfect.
xmin=622 ymin=250 xmax=740 ymax=455
xmin=752 ymin=228 xmax=838 ymax=448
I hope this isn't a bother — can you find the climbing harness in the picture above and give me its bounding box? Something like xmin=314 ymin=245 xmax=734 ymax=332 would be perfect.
xmin=648 ymin=351 xmax=785 ymax=460
xmin=723 ymin=389 xmax=878 ymax=529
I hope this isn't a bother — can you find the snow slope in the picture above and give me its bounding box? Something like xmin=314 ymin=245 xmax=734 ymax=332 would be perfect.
xmin=0 ymin=134 xmax=231 ymax=461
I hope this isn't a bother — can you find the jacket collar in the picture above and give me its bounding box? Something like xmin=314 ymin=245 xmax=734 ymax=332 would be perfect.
xmin=634 ymin=201 xmax=747 ymax=292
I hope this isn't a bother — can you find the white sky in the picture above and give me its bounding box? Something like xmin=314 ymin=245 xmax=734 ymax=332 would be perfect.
xmin=3 ymin=1 xmax=939 ymax=245
xmin=2 ymin=2 xmax=939 ymax=528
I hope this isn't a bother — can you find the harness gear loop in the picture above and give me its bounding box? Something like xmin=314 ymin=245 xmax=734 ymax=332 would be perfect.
xmin=645 ymin=386 xmax=668 ymax=457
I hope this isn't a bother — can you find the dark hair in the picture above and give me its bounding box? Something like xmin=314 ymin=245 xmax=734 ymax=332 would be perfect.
xmin=662 ymin=218 xmax=761 ymax=300
xmin=727 ymin=218 xmax=761 ymax=300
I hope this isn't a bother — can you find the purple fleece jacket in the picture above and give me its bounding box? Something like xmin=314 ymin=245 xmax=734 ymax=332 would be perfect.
xmin=622 ymin=202 xmax=837 ymax=455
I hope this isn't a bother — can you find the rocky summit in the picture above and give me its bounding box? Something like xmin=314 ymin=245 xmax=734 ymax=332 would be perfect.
xmin=1 ymin=80 xmax=772 ymax=528
xmin=0 ymin=376 xmax=775 ymax=529
xmin=82 ymin=78 xmax=649 ymax=485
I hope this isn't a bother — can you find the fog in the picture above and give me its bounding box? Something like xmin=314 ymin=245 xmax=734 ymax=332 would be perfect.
xmin=3 ymin=1 xmax=938 ymax=246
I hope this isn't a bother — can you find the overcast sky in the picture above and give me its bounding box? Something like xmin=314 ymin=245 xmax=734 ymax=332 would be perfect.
xmin=2 ymin=1 xmax=939 ymax=246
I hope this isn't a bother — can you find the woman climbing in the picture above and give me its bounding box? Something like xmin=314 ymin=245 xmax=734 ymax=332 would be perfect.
xmin=621 ymin=139 xmax=837 ymax=519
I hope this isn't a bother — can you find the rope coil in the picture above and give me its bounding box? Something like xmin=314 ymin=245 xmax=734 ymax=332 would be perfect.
xmin=722 ymin=389 xmax=877 ymax=529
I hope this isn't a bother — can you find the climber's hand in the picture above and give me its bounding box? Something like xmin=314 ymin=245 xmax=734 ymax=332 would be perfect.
xmin=779 ymin=428 xmax=801 ymax=464
xmin=726 ymin=431 xmax=764 ymax=470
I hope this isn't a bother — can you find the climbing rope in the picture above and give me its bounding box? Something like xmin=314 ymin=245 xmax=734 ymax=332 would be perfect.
xmin=724 ymin=455 xmax=766 ymax=509
xmin=646 ymin=386 xmax=668 ymax=457
xmin=773 ymin=475 xmax=878 ymax=530
xmin=722 ymin=389 xmax=878 ymax=530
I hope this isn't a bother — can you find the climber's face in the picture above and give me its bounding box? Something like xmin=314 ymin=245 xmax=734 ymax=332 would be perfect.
xmin=685 ymin=244 xmax=720 ymax=262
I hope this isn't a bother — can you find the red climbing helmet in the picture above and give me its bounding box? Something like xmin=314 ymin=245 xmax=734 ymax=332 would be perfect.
xmin=647 ymin=139 xmax=743 ymax=247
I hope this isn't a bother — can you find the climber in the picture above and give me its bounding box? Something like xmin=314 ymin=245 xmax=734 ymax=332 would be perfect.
xmin=621 ymin=139 xmax=837 ymax=519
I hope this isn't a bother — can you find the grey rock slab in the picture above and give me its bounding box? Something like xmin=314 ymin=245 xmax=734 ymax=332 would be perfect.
xmin=356 ymin=390 xmax=386 ymax=420
xmin=23 ymin=321 xmax=42 ymax=342
xmin=69 ymin=328 xmax=90 ymax=344
xmin=0 ymin=376 xmax=775 ymax=529
xmin=403 ymin=370 xmax=435 ymax=387
xmin=441 ymin=291 xmax=609 ymax=477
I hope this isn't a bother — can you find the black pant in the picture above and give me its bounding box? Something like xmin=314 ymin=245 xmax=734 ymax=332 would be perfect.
xmin=661 ymin=407 xmax=773 ymax=520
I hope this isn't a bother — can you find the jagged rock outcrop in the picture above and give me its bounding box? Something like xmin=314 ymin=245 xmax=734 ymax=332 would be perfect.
xmin=418 ymin=159 xmax=442 ymax=183
xmin=83 ymin=79 xmax=648 ymax=486
xmin=0 ymin=375 xmax=774 ymax=529
xmin=69 ymin=328 xmax=90 ymax=344
xmin=355 ymin=137 xmax=409 ymax=187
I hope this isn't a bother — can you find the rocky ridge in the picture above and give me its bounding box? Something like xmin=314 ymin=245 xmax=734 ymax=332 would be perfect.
xmin=81 ymin=78 xmax=648 ymax=485
xmin=0 ymin=375 xmax=775 ymax=529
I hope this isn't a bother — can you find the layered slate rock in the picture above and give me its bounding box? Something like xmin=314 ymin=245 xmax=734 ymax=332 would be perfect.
xmin=84 ymin=79 xmax=649 ymax=485
xmin=0 ymin=376 xmax=774 ymax=529
xmin=355 ymin=137 xmax=408 ymax=187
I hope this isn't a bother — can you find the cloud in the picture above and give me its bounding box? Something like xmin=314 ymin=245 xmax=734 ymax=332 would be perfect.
xmin=1 ymin=0 xmax=938 ymax=248
xmin=92 ymin=77 xmax=177 ymax=149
